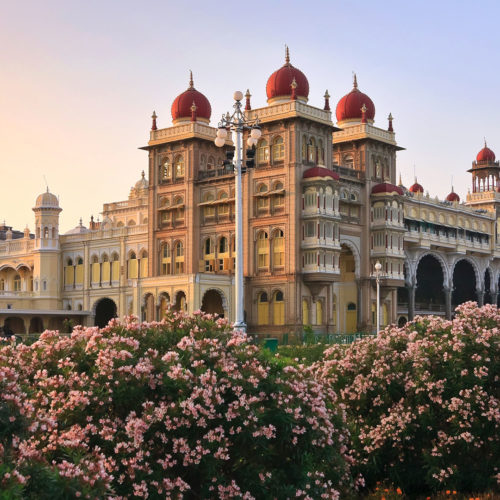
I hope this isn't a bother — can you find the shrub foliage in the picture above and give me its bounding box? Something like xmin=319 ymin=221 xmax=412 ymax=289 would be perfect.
xmin=0 ymin=312 xmax=351 ymax=499
xmin=318 ymin=302 xmax=500 ymax=494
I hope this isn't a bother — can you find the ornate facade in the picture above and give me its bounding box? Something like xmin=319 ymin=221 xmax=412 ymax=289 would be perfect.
xmin=2 ymin=50 xmax=500 ymax=336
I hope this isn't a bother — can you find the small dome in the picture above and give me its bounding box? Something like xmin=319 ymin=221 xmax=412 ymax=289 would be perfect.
xmin=476 ymin=143 xmax=495 ymax=163
xmin=371 ymin=182 xmax=403 ymax=195
xmin=35 ymin=188 xmax=59 ymax=208
xmin=134 ymin=171 xmax=148 ymax=191
xmin=65 ymin=218 xmax=88 ymax=235
xmin=409 ymin=179 xmax=424 ymax=193
xmin=171 ymin=72 xmax=211 ymax=124
xmin=303 ymin=166 xmax=340 ymax=180
xmin=336 ymin=74 xmax=375 ymax=123
xmin=446 ymin=189 xmax=460 ymax=202
xmin=266 ymin=47 xmax=309 ymax=103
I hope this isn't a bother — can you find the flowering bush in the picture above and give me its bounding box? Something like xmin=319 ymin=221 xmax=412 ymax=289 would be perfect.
xmin=0 ymin=311 xmax=352 ymax=499
xmin=317 ymin=302 xmax=500 ymax=495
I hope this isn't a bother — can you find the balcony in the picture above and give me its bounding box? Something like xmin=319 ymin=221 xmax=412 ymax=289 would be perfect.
xmin=198 ymin=166 xmax=234 ymax=181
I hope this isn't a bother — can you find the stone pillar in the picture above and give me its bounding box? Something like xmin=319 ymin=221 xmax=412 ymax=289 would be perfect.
xmin=408 ymin=285 xmax=416 ymax=321
xmin=356 ymin=281 xmax=362 ymax=329
xmin=444 ymin=286 xmax=452 ymax=320
xmin=492 ymin=291 xmax=498 ymax=307
xmin=83 ymin=242 xmax=90 ymax=311
xmin=477 ymin=289 xmax=484 ymax=307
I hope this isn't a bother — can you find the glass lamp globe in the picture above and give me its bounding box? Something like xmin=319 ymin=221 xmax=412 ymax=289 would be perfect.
xmin=233 ymin=90 xmax=244 ymax=102
xmin=247 ymin=137 xmax=258 ymax=147
xmin=374 ymin=261 xmax=382 ymax=272
xmin=214 ymin=137 xmax=225 ymax=147
xmin=217 ymin=127 xmax=228 ymax=139
xmin=250 ymin=126 xmax=262 ymax=140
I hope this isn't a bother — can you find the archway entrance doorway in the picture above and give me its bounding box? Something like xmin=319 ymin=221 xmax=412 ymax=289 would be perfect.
xmin=94 ymin=298 xmax=117 ymax=328
xmin=201 ymin=289 xmax=224 ymax=317
xmin=415 ymin=254 xmax=445 ymax=312
xmin=29 ymin=317 xmax=44 ymax=334
xmin=172 ymin=291 xmax=186 ymax=312
xmin=452 ymin=260 xmax=477 ymax=307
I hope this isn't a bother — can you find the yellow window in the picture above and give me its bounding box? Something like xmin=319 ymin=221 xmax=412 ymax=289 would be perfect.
xmin=75 ymin=264 xmax=84 ymax=284
xmin=102 ymin=262 xmax=110 ymax=283
xmin=273 ymin=230 xmax=284 ymax=267
xmin=257 ymin=232 xmax=269 ymax=268
xmin=316 ymin=300 xmax=323 ymax=326
xmin=128 ymin=258 xmax=138 ymax=279
xmin=91 ymin=263 xmax=100 ymax=283
xmin=111 ymin=261 xmax=120 ymax=282
xmin=258 ymin=292 xmax=269 ymax=325
xmin=65 ymin=266 xmax=74 ymax=285
xmin=272 ymin=136 xmax=284 ymax=161
xmin=140 ymin=258 xmax=148 ymax=278
xmin=273 ymin=291 xmax=285 ymax=326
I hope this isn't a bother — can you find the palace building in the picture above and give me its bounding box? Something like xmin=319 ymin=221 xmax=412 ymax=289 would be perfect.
xmin=2 ymin=49 xmax=500 ymax=336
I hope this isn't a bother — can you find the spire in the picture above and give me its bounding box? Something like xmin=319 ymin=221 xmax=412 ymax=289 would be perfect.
xmin=285 ymin=45 xmax=290 ymax=65
xmin=245 ymin=89 xmax=252 ymax=111
xmin=353 ymin=72 xmax=358 ymax=89
xmin=290 ymin=77 xmax=297 ymax=101
xmin=323 ymin=90 xmax=331 ymax=111
xmin=388 ymin=112 xmax=394 ymax=132
xmin=484 ymin=137 xmax=487 ymax=147
xmin=189 ymin=70 xmax=194 ymax=89
xmin=398 ymin=173 xmax=403 ymax=186
xmin=141 ymin=170 xmax=145 ymax=179
xmin=190 ymin=101 xmax=197 ymax=122
xmin=151 ymin=110 xmax=157 ymax=131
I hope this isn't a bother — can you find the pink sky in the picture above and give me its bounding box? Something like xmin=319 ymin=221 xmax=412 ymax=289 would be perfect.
xmin=1 ymin=0 xmax=499 ymax=232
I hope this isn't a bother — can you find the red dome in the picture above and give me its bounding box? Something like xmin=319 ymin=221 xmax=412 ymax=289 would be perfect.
xmin=446 ymin=191 xmax=460 ymax=202
xmin=171 ymin=72 xmax=211 ymax=124
xmin=409 ymin=181 xmax=424 ymax=193
xmin=336 ymin=75 xmax=375 ymax=123
xmin=303 ymin=166 xmax=339 ymax=180
xmin=371 ymin=183 xmax=403 ymax=195
xmin=476 ymin=144 xmax=495 ymax=163
xmin=266 ymin=47 xmax=309 ymax=102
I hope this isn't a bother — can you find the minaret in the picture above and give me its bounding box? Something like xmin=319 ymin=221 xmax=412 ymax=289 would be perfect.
xmin=33 ymin=188 xmax=62 ymax=250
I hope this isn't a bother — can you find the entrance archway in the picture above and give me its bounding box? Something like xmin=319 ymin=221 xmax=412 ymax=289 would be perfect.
xmin=415 ymin=254 xmax=445 ymax=311
xmin=4 ymin=317 xmax=25 ymax=334
xmin=172 ymin=291 xmax=186 ymax=312
xmin=158 ymin=293 xmax=170 ymax=320
xmin=29 ymin=317 xmax=44 ymax=334
xmin=201 ymin=289 xmax=224 ymax=317
xmin=143 ymin=293 xmax=155 ymax=322
xmin=484 ymin=269 xmax=492 ymax=304
xmin=452 ymin=260 xmax=477 ymax=307
xmin=94 ymin=298 xmax=117 ymax=328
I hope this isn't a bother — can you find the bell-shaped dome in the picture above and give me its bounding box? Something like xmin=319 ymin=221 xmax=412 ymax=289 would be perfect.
xmin=65 ymin=218 xmax=88 ymax=235
xmin=336 ymin=74 xmax=375 ymax=123
xmin=446 ymin=187 xmax=460 ymax=202
xmin=266 ymin=47 xmax=309 ymax=104
xmin=303 ymin=166 xmax=339 ymax=180
xmin=409 ymin=179 xmax=424 ymax=194
xmin=476 ymin=142 xmax=495 ymax=163
xmin=35 ymin=188 xmax=59 ymax=209
xmin=134 ymin=171 xmax=148 ymax=191
xmin=371 ymin=182 xmax=403 ymax=195
xmin=171 ymin=72 xmax=211 ymax=125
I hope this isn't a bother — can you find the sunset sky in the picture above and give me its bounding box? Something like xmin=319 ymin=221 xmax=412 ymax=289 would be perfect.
xmin=1 ymin=0 xmax=499 ymax=232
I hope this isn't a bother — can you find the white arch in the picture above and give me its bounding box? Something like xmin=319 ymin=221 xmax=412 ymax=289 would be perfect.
xmin=450 ymin=256 xmax=481 ymax=291
xmin=413 ymin=251 xmax=450 ymax=288
xmin=339 ymin=237 xmax=361 ymax=278
xmin=201 ymin=287 xmax=228 ymax=311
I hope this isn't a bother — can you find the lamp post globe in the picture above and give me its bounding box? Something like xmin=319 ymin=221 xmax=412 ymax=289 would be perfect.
xmin=233 ymin=90 xmax=244 ymax=102
xmin=375 ymin=260 xmax=382 ymax=334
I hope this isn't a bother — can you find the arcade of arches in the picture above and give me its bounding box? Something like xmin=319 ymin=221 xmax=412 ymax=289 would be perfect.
xmin=398 ymin=252 xmax=498 ymax=321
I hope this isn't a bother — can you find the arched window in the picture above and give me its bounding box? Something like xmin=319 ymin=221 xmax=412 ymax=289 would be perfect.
xmin=44 ymin=227 xmax=49 ymax=239
xmin=258 ymin=292 xmax=269 ymax=325
xmin=257 ymin=184 xmax=268 ymax=211
xmin=127 ymin=219 xmax=136 ymax=226
xmin=0 ymin=279 xmax=4 ymax=291
xmin=318 ymin=139 xmax=324 ymax=164
xmin=257 ymin=139 xmax=269 ymax=164
xmin=302 ymin=135 xmax=307 ymax=161
xmin=174 ymin=242 xmax=184 ymax=274
xmin=174 ymin=155 xmax=185 ymax=178
xmin=204 ymin=238 xmax=214 ymax=256
xmin=207 ymin=156 xmax=215 ymax=170
xmin=160 ymin=159 xmax=171 ymax=182
xmin=344 ymin=154 xmax=353 ymax=169
xmin=52 ymin=227 xmax=56 ymax=238
xmin=174 ymin=196 xmax=185 ymax=224
xmin=272 ymin=136 xmax=284 ymax=161
xmin=302 ymin=299 xmax=309 ymax=325
xmin=218 ymin=191 xmax=229 ymax=215
xmin=219 ymin=236 xmax=228 ymax=254
xmin=160 ymin=243 xmax=171 ymax=275
xmin=128 ymin=251 xmax=138 ymax=279
xmin=273 ymin=291 xmax=285 ymax=325
xmin=139 ymin=250 xmax=148 ymax=278
xmin=200 ymin=154 xmax=206 ymax=170
xmin=13 ymin=274 xmax=21 ymax=292
xmin=273 ymin=182 xmax=285 ymax=209
xmin=203 ymin=192 xmax=215 ymax=218
xmin=257 ymin=231 xmax=269 ymax=269
xmin=110 ymin=253 xmax=119 ymax=282
xmin=272 ymin=229 xmax=284 ymax=268
xmin=65 ymin=258 xmax=75 ymax=286
xmin=308 ymin=137 xmax=316 ymax=163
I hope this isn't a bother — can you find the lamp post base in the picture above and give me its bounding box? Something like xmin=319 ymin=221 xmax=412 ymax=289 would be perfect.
xmin=233 ymin=321 xmax=247 ymax=334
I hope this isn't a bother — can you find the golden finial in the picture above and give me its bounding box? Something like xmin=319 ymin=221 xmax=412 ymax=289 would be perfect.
xmin=484 ymin=137 xmax=487 ymax=147
xmin=285 ymin=45 xmax=290 ymax=65
xmin=291 ymin=77 xmax=297 ymax=89
xmin=398 ymin=173 xmax=403 ymax=186
xmin=191 ymin=101 xmax=197 ymax=112
xmin=141 ymin=170 xmax=145 ymax=179
xmin=152 ymin=110 xmax=157 ymax=120
xmin=353 ymin=72 xmax=358 ymax=89
xmin=324 ymin=89 xmax=330 ymax=99
xmin=388 ymin=112 xmax=393 ymax=121
xmin=361 ymin=103 xmax=367 ymax=113
xmin=189 ymin=70 xmax=194 ymax=88
xmin=245 ymin=89 xmax=251 ymax=98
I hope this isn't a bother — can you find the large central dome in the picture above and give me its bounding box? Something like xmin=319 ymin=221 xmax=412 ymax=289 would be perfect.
xmin=336 ymin=75 xmax=375 ymax=124
xmin=171 ymin=72 xmax=211 ymax=125
xmin=266 ymin=47 xmax=309 ymax=104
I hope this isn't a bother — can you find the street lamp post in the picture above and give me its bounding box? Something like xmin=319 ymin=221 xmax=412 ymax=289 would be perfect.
xmin=374 ymin=261 xmax=382 ymax=333
xmin=214 ymin=91 xmax=261 ymax=333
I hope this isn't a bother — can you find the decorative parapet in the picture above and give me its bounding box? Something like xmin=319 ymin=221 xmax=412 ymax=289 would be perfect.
xmin=61 ymin=224 xmax=148 ymax=243
xmin=246 ymin=101 xmax=333 ymax=127
xmin=148 ymin=122 xmax=232 ymax=147
xmin=0 ymin=239 xmax=34 ymax=256
xmin=466 ymin=191 xmax=500 ymax=205
xmin=333 ymin=122 xmax=399 ymax=147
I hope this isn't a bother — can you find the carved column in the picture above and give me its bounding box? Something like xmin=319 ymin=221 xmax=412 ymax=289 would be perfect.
xmin=444 ymin=286 xmax=452 ymax=320
xmin=492 ymin=292 xmax=498 ymax=307
xmin=477 ymin=289 xmax=484 ymax=307
xmin=408 ymin=284 xmax=416 ymax=321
